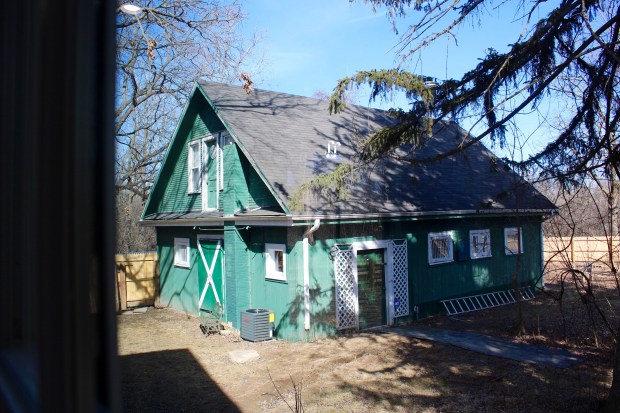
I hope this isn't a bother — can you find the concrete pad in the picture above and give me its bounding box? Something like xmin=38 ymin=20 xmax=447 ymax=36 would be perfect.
xmin=229 ymin=349 xmax=260 ymax=364
xmin=379 ymin=326 xmax=581 ymax=368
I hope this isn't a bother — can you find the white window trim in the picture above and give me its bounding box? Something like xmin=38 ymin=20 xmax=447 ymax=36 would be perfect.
xmin=504 ymin=227 xmax=523 ymax=255
xmin=217 ymin=132 xmax=226 ymax=192
xmin=265 ymin=243 xmax=287 ymax=281
xmin=201 ymin=136 xmax=215 ymax=211
xmin=174 ymin=238 xmax=190 ymax=268
xmin=428 ymin=231 xmax=454 ymax=265
xmin=470 ymin=229 xmax=492 ymax=259
xmin=187 ymin=140 xmax=201 ymax=194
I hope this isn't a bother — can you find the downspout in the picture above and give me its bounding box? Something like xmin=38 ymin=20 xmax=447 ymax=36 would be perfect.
xmin=303 ymin=219 xmax=321 ymax=331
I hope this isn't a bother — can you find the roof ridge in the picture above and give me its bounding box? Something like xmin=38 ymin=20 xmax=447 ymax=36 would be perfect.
xmin=196 ymin=79 xmax=390 ymax=116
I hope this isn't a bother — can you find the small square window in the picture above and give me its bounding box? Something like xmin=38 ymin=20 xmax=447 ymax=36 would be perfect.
xmin=470 ymin=229 xmax=492 ymax=259
xmin=174 ymin=238 xmax=190 ymax=268
xmin=265 ymin=243 xmax=286 ymax=281
xmin=428 ymin=232 xmax=453 ymax=265
xmin=504 ymin=227 xmax=523 ymax=255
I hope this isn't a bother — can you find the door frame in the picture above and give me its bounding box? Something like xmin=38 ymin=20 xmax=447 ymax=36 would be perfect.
xmin=350 ymin=240 xmax=395 ymax=326
xmin=196 ymin=234 xmax=225 ymax=318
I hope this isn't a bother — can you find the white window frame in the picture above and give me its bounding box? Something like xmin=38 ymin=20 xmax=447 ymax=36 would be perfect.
xmin=470 ymin=229 xmax=492 ymax=259
xmin=504 ymin=227 xmax=523 ymax=255
xmin=174 ymin=238 xmax=190 ymax=268
xmin=187 ymin=140 xmax=201 ymax=194
xmin=217 ymin=132 xmax=226 ymax=192
xmin=265 ymin=243 xmax=286 ymax=281
xmin=201 ymin=136 xmax=216 ymax=211
xmin=428 ymin=231 xmax=454 ymax=265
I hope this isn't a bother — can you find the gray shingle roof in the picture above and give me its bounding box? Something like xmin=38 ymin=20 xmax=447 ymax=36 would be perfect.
xmin=198 ymin=81 xmax=555 ymax=216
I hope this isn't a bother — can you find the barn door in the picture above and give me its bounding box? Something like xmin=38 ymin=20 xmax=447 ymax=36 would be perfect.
xmin=197 ymin=238 xmax=224 ymax=313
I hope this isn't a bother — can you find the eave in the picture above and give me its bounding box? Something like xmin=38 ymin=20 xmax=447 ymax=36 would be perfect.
xmin=140 ymin=208 xmax=555 ymax=228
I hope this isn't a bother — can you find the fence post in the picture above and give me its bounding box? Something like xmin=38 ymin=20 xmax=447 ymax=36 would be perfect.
xmin=117 ymin=263 xmax=127 ymax=311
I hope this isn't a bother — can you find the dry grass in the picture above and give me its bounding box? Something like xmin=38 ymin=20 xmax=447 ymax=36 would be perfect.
xmin=118 ymin=277 xmax=617 ymax=412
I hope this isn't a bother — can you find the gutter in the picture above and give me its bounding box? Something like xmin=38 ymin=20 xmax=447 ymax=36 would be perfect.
xmin=302 ymin=219 xmax=321 ymax=331
xmin=139 ymin=215 xmax=294 ymax=227
xmin=292 ymin=208 xmax=557 ymax=222
xmin=139 ymin=208 xmax=557 ymax=227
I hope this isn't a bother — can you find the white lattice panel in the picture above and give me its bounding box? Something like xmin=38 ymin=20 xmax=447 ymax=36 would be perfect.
xmin=391 ymin=240 xmax=409 ymax=317
xmin=334 ymin=248 xmax=357 ymax=330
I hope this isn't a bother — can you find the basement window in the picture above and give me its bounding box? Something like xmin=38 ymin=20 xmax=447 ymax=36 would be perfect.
xmin=174 ymin=238 xmax=190 ymax=268
xmin=470 ymin=229 xmax=492 ymax=259
xmin=187 ymin=140 xmax=201 ymax=194
xmin=504 ymin=227 xmax=523 ymax=255
xmin=265 ymin=243 xmax=286 ymax=281
xmin=428 ymin=232 xmax=453 ymax=265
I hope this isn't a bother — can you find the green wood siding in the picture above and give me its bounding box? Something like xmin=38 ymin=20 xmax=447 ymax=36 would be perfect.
xmin=157 ymin=215 xmax=544 ymax=342
xmin=145 ymin=90 xmax=284 ymax=218
xmin=280 ymin=216 xmax=542 ymax=341
xmin=144 ymin=93 xmax=228 ymax=216
xmin=222 ymin=146 xmax=249 ymax=214
xmin=248 ymin=165 xmax=279 ymax=209
xmin=223 ymin=222 xmax=250 ymax=327
xmin=246 ymin=227 xmax=304 ymax=341
xmin=157 ymin=227 xmax=201 ymax=314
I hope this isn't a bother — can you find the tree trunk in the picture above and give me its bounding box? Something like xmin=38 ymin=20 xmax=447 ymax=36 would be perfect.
xmin=602 ymin=332 xmax=620 ymax=412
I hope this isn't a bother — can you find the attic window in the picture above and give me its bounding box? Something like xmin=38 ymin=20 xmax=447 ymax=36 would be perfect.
xmin=326 ymin=141 xmax=341 ymax=159
xmin=188 ymin=140 xmax=201 ymax=194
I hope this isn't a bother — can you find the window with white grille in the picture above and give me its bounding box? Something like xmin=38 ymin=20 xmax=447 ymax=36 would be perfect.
xmin=428 ymin=232 xmax=453 ymax=265
xmin=187 ymin=140 xmax=201 ymax=194
xmin=174 ymin=238 xmax=190 ymax=268
xmin=504 ymin=227 xmax=523 ymax=255
xmin=470 ymin=229 xmax=492 ymax=259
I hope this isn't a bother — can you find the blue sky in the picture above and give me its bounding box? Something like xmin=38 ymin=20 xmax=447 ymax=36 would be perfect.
xmin=243 ymin=1 xmax=546 ymax=99
xmin=241 ymin=1 xmax=555 ymax=158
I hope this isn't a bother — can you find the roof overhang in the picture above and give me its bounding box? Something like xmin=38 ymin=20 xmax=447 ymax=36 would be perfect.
xmin=291 ymin=208 xmax=557 ymax=224
xmin=140 ymin=208 xmax=556 ymax=227
xmin=139 ymin=214 xmax=294 ymax=227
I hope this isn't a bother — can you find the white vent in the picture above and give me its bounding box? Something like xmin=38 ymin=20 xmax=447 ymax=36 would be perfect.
xmin=326 ymin=141 xmax=341 ymax=159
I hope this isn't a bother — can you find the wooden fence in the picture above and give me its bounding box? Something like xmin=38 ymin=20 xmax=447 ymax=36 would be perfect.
xmin=115 ymin=252 xmax=159 ymax=310
xmin=544 ymin=236 xmax=620 ymax=265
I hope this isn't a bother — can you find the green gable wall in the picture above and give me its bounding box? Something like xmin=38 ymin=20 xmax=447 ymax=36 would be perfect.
xmin=248 ymin=165 xmax=279 ymax=209
xmin=145 ymin=90 xmax=283 ymax=217
xmin=221 ymin=147 xmax=249 ymax=214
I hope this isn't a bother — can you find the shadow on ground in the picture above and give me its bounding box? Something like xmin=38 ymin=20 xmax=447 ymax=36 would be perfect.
xmin=120 ymin=349 xmax=239 ymax=413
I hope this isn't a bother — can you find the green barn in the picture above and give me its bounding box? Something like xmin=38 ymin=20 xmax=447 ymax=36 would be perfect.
xmin=140 ymin=81 xmax=555 ymax=342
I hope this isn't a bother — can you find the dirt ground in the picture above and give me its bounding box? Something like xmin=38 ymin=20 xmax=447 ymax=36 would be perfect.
xmin=118 ymin=276 xmax=618 ymax=412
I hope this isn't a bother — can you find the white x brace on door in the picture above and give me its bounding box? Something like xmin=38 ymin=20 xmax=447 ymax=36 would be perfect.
xmin=197 ymin=240 xmax=222 ymax=310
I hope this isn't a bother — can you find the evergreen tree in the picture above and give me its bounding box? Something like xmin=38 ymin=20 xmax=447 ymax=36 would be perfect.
xmin=326 ymin=1 xmax=619 ymax=409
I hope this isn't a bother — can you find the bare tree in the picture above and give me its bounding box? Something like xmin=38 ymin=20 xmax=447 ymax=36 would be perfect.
xmin=115 ymin=0 xmax=261 ymax=200
xmin=114 ymin=1 xmax=261 ymax=252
